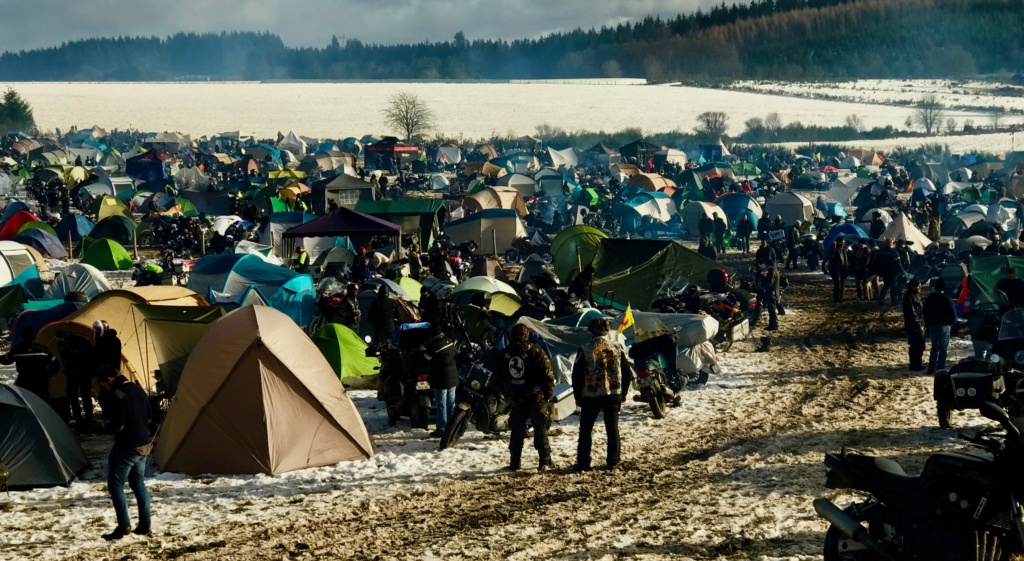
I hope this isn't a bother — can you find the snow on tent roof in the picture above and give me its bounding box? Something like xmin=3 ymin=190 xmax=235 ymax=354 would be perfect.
xmin=155 ymin=306 xmax=373 ymax=475
xmin=0 ymin=384 xmax=88 ymax=489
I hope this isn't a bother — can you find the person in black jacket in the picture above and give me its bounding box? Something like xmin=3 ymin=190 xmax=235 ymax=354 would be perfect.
xmin=99 ymin=367 xmax=153 ymax=541
xmin=754 ymin=239 xmax=776 ymax=265
xmin=697 ymin=236 xmax=718 ymax=261
xmin=869 ymin=211 xmax=886 ymax=240
xmin=923 ymin=279 xmax=957 ymax=375
xmin=1 ymin=328 xmax=59 ymax=403
xmin=568 ymin=265 xmax=596 ymax=307
xmin=428 ymin=330 xmax=459 ymax=438
xmin=902 ymin=279 xmax=926 ymax=371
xmin=93 ymin=320 xmax=122 ymax=372
xmin=56 ymin=329 xmax=96 ymax=426
xmin=712 ymin=213 xmax=727 ymax=253
xmin=493 ymin=324 xmax=555 ymax=471
xmin=785 ymin=220 xmax=802 ymax=270
xmin=735 ymin=214 xmax=754 ymax=254
xmin=368 ymin=285 xmax=400 ymax=344
xmin=828 ymin=238 xmax=849 ymax=302
xmin=873 ymin=238 xmax=904 ymax=305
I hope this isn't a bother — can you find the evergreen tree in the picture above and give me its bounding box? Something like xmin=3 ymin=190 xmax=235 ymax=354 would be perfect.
xmin=0 ymin=88 xmax=35 ymax=135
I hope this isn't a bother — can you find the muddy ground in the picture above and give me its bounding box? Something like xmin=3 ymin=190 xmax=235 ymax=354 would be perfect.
xmin=59 ymin=253 xmax=974 ymax=561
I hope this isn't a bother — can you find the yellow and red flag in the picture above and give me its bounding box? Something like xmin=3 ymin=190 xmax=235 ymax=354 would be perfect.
xmin=617 ymin=304 xmax=634 ymax=335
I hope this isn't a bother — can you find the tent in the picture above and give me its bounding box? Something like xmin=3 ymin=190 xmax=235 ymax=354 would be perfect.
xmin=313 ymin=323 xmax=381 ymax=381
xmin=855 ymin=208 xmax=892 ymax=231
xmin=43 ymin=263 xmax=111 ymax=300
xmin=90 ymin=196 xmax=133 ymax=221
xmin=715 ymin=192 xmax=763 ymax=230
xmin=0 ymin=201 xmax=30 ymax=225
xmin=258 ymin=211 xmax=329 ymax=260
xmin=0 ymin=384 xmax=88 ymax=489
xmin=653 ymin=149 xmax=688 ymax=168
xmin=279 ymin=131 xmax=307 ymax=156
xmin=847 ymin=149 xmax=884 ymax=166
xmin=443 ymin=209 xmax=527 ymax=255
xmin=0 ymin=210 xmax=41 ymax=240
xmin=764 ymin=192 xmax=813 ymax=225
xmin=550 ymin=225 xmax=608 ymax=282
xmin=618 ymin=140 xmax=659 ymax=164
xmin=496 ymin=173 xmax=539 ymax=198
xmin=547 ymin=147 xmax=578 ymax=168
xmin=878 ymin=214 xmax=933 ymax=255
xmin=463 ymin=187 xmax=528 ymax=218
xmin=311 ymin=173 xmax=375 ymax=212
xmin=354 ymin=200 xmax=448 ymax=250
xmin=186 ymin=253 xmax=317 ymax=327
xmin=155 ymin=306 xmax=374 ymax=475
xmin=967 ymin=255 xmax=1024 ymax=302
xmin=434 ymin=145 xmax=462 ymax=165
xmin=627 ymin=173 xmax=676 ymax=192
xmin=589 ymin=239 xmax=732 ymax=311
xmin=212 ymin=215 xmax=246 ymax=236
xmin=823 ymin=223 xmax=868 ymax=253
xmin=283 ymin=207 xmax=401 ymax=239
xmin=14 ymin=229 xmax=67 ymax=258
xmin=674 ymin=169 xmax=706 ymax=202
xmin=18 ymin=222 xmax=59 ymax=239
xmin=681 ymin=201 xmax=727 ymax=239
xmin=54 ymin=214 xmax=94 ymax=243
xmin=133 ymin=304 xmax=227 ymax=397
xmin=828 ymin=177 xmax=873 ymax=206
xmin=37 ymin=287 xmax=208 ymax=394
xmin=89 ymin=215 xmax=136 ymax=245
xmin=81 ymin=238 xmax=134 ymax=270
xmin=0 ymin=240 xmax=40 ymax=286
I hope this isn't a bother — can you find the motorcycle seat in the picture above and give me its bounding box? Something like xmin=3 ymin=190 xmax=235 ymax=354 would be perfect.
xmin=846 ymin=453 xmax=920 ymax=495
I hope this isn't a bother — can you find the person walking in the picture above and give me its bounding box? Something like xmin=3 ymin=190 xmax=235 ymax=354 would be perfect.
xmin=923 ymin=279 xmax=957 ymax=375
xmin=571 ymin=318 xmax=633 ymax=472
xmin=493 ymin=324 xmax=555 ymax=471
xmin=98 ymin=366 xmax=153 ymax=541
xmin=828 ymin=238 xmax=849 ymax=302
xmin=735 ymin=214 xmax=753 ymax=254
xmin=902 ymin=279 xmax=926 ymax=372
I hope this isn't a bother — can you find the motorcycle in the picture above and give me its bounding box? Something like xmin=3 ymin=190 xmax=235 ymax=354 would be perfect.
xmin=368 ymin=323 xmax=436 ymax=429
xmin=437 ymin=363 xmax=512 ymax=450
xmin=630 ymin=331 xmax=720 ymax=419
xmin=800 ymin=234 xmax=822 ymax=272
xmin=814 ymin=394 xmax=1024 ymax=560
xmin=652 ymin=280 xmax=750 ymax=352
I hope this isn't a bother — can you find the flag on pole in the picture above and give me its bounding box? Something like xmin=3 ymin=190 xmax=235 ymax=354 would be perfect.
xmin=617 ymin=304 xmax=634 ymax=335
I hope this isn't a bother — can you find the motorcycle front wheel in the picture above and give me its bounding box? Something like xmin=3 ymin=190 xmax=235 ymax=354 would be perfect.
xmin=438 ymin=406 xmax=472 ymax=451
xmin=649 ymin=393 xmax=667 ymax=419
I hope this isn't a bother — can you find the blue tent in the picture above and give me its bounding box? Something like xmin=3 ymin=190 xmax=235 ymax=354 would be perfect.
xmin=14 ymin=229 xmax=68 ymax=258
xmin=11 ymin=302 xmax=82 ymax=344
xmin=823 ymin=223 xmax=868 ymax=252
xmin=125 ymin=155 xmax=164 ymax=183
xmin=716 ymin=192 xmax=763 ymax=229
xmin=54 ymin=214 xmax=94 ymax=243
xmin=4 ymin=265 xmax=43 ymax=299
xmin=0 ymin=201 xmax=29 ymax=225
xmin=825 ymin=202 xmax=847 ymax=219
xmin=186 ymin=254 xmax=316 ymax=327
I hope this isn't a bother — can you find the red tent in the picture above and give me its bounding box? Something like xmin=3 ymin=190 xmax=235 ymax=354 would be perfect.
xmin=0 ymin=210 xmax=41 ymax=240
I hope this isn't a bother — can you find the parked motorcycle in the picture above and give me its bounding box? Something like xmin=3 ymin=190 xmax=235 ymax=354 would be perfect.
xmin=368 ymin=323 xmax=436 ymax=429
xmin=652 ymin=280 xmax=750 ymax=352
xmin=814 ymin=397 xmax=1024 ymax=560
xmin=630 ymin=331 xmax=720 ymax=419
xmin=437 ymin=363 xmax=512 ymax=450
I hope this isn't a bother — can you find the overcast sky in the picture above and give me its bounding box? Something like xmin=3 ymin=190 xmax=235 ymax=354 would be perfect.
xmin=0 ymin=0 xmax=745 ymax=53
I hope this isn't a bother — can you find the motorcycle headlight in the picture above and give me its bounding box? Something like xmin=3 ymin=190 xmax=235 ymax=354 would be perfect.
xmin=470 ymin=379 xmax=481 ymax=390
xmin=1015 ymin=350 xmax=1024 ymax=366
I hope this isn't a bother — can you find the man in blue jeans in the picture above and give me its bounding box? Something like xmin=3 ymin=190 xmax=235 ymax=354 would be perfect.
xmin=99 ymin=367 xmax=153 ymax=541
xmin=923 ymin=279 xmax=957 ymax=375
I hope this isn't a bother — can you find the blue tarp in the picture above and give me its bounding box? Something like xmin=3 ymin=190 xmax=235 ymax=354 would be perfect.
xmin=825 ymin=202 xmax=847 ymax=219
xmin=54 ymin=214 xmax=95 ymax=243
xmin=11 ymin=303 xmax=79 ymax=344
xmin=187 ymin=254 xmax=316 ymax=327
xmin=823 ymin=223 xmax=868 ymax=252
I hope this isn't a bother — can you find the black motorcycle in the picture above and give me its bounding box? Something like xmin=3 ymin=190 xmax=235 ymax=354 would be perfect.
xmin=437 ymin=363 xmax=512 ymax=450
xmin=814 ymin=396 xmax=1024 ymax=559
xmin=369 ymin=323 xmax=436 ymax=429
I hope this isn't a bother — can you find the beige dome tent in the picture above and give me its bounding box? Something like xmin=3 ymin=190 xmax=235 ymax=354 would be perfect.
xmin=627 ymin=173 xmax=677 ymax=192
xmin=463 ymin=187 xmax=528 ymax=217
xmin=155 ymin=306 xmax=373 ymax=475
xmin=764 ymin=192 xmax=813 ymax=225
xmin=681 ymin=201 xmax=727 ymax=239
xmin=878 ymin=213 xmax=933 ymax=255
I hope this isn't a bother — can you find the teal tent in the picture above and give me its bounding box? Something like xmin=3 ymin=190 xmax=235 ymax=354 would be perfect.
xmin=0 ymin=384 xmax=89 ymax=489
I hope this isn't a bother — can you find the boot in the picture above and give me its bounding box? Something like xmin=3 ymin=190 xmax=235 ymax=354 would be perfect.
xmin=506 ymin=448 xmax=522 ymax=472
xmin=538 ymin=448 xmax=553 ymax=472
xmin=755 ymin=336 xmax=771 ymax=353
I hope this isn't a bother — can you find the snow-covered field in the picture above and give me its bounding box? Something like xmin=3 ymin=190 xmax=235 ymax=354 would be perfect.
xmin=0 ymin=80 xmax=1001 ymax=140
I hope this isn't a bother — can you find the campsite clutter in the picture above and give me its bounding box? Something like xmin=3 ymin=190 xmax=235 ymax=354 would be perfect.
xmin=1 ymin=126 xmax=1024 ymax=549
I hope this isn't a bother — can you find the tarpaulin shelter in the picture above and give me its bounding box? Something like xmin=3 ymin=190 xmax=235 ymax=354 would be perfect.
xmin=186 ymin=254 xmax=317 ymax=327
xmin=715 ymin=192 xmax=763 ymax=230
xmin=259 ymin=211 xmax=335 ymax=261
xmin=580 ymin=143 xmax=620 ymax=167
xmin=43 ymin=263 xmax=110 ymax=300
xmin=133 ymin=304 xmax=227 ymax=397
xmin=14 ymin=229 xmax=66 ymax=258
xmin=155 ymin=306 xmax=374 ymax=475
xmin=764 ymin=192 xmax=813 ymax=225
xmin=463 ymin=187 xmax=528 ymax=218
xmin=89 ymin=215 xmax=136 ymax=246
xmin=354 ymin=200 xmax=447 ymax=250
xmin=681 ymin=201 xmax=727 ymax=239
xmin=443 ymin=209 xmax=526 ymax=255
xmin=550 ymin=225 xmax=608 ymax=282
xmin=618 ymin=140 xmax=660 ymax=164
xmin=627 ymin=173 xmax=676 ymax=192
xmin=589 ymin=239 xmax=731 ymax=311
xmin=878 ymin=214 xmax=933 ymax=254
xmin=0 ymin=384 xmax=88 ymax=489
xmin=968 ymin=255 xmax=1024 ymax=302
xmin=81 ymin=238 xmax=134 ymax=270
xmin=313 ymin=323 xmax=381 ymax=381
xmin=37 ymin=287 xmax=208 ymax=394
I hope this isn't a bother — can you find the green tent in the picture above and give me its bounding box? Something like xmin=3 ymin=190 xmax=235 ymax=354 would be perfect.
xmin=177 ymin=198 xmax=199 ymax=218
xmin=732 ymin=162 xmax=761 ymax=177
xmin=313 ymin=323 xmax=381 ymax=381
xmin=88 ymin=215 xmax=136 ymax=245
xmin=590 ymin=239 xmax=734 ymax=311
xmin=674 ymin=169 xmax=705 ymax=202
xmin=579 ymin=188 xmax=600 ymax=207
xmin=0 ymin=285 xmax=27 ymax=331
xmin=135 ymin=304 xmax=227 ymax=397
xmin=16 ymin=220 xmax=57 ymax=237
xmin=967 ymin=255 xmax=1024 ymax=302
xmin=81 ymin=238 xmax=134 ymax=270
xmin=550 ymin=225 xmax=608 ymax=282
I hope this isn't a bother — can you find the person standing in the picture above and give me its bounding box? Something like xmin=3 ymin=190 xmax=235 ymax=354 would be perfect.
xmin=351 ymin=246 xmax=370 ymax=283
xmin=1 ymin=328 xmax=59 ymax=404
xmin=759 ymin=261 xmax=781 ymax=331
xmin=754 ymin=239 xmax=776 ymax=265
xmin=874 ymin=238 xmax=902 ymax=305
xmin=785 ymin=220 xmax=802 ymax=270
xmin=93 ymin=320 xmax=122 ymax=373
xmin=828 ymin=238 xmax=849 ymax=302
xmin=735 ymin=214 xmax=753 ymax=254
xmin=56 ymin=329 xmax=96 ymax=428
xmin=428 ymin=329 xmax=459 ymax=438
xmin=852 ymin=239 xmax=872 ymax=301
xmin=712 ymin=213 xmax=727 ymax=254
xmin=493 ymin=324 xmax=555 ymax=471
xmin=902 ymin=279 xmax=926 ymax=371
xmin=697 ymin=236 xmax=718 ymax=261
xmin=368 ymin=285 xmax=399 ymax=343
xmin=338 ymin=284 xmax=362 ymax=332
xmin=571 ymin=318 xmax=633 ymax=472
xmin=923 ymin=279 xmax=957 ymax=375
xmin=98 ymin=366 xmax=153 ymax=541
xmin=292 ymin=247 xmax=309 ymax=274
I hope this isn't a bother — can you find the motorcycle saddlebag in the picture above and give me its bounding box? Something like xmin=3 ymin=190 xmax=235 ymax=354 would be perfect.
xmin=551 ymin=383 xmax=576 ymax=422
xmin=949 ymin=370 xmax=1004 ymax=410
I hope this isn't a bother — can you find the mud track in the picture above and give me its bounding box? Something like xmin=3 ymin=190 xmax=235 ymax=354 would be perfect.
xmin=71 ymin=263 xmax=943 ymax=561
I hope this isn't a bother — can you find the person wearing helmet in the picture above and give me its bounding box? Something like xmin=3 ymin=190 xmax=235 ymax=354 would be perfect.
xmin=292 ymin=246 xmax=309 ymax=274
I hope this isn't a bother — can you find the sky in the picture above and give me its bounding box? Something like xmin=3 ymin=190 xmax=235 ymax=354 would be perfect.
xmin=0 ymin=0 xmax=744 ymax=54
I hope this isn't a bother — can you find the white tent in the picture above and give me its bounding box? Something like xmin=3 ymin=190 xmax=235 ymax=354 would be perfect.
xmin=827 ymin=176 xmax=872 ymax=205
xmin=548 ymin=147 xmax=578 ymax=168
xmin=681 ymin=201 xmax=725 ymax=239
xmin=43 ymin=263 xmax=111 ymax=300
xmin=764 ymin=192 xmax=813 ymax=225
xmin=430 ymin=175 xmax=450 ymax=191
xmin=856 ymin=208 xmax=892 ymax=231
xmin=653 ymin=149 xmax=688 ymax=166
xmin=496 ymin=173 xmax=538 ymax=198
xmin=878 ymin=213 xmax=932 ymax=254
xmin=435 ymin=146 xmax=462 ymax=165
xmin=213 ymin=215 xmax=244 ymax=235
xmin=279 ymin=131 xmax=307 ymax=156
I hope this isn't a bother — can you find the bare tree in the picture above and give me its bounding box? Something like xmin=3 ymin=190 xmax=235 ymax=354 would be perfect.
xmin=913 ymin=95 xmax=944 ymax=135
xmin=944 ymin=118 xmax=958 ymax=134
xmin=844 ymin=114 xmax=864 ymax=132
xmin=991 ymin=106 xmax=1007 ymax=129
xmin=764 ymin=112 xmax=782 ymax=140
xmin=381 ymin=92 xmax=436 ymax=141
xmin=694 ymin=111 xmax=729 ymax=144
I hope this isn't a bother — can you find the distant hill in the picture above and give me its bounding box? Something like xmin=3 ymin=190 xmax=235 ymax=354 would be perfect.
xmin=1 ymin=0 xmax=1020 ymax=81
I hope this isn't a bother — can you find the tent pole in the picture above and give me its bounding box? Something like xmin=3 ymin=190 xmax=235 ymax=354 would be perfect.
xmin=492 ymin=229 xmax=497 ymax=257
xmin=133 ymin=228 xmax=139 ymax=261
xmin=201 ymin=230 xmax=206 ymax=256
xmin=67 ymin=231 xmax=73 ymax=262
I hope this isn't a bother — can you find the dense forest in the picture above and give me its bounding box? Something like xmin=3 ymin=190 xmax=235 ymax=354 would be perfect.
xmin=0 ymin=0 xmax=1020 ymax=81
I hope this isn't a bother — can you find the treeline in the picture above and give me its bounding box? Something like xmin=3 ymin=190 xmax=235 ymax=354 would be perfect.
xmin=0 ymin=0 xmax=1020 ymax=81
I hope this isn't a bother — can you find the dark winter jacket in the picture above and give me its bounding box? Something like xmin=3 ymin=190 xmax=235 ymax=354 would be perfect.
xmin=871 ymin=246 xmax=902 ymax=279
xmin=698 ymin=243 xmax=718 ymax=261
xmin=828 ymin=246 xmax=848 ymax=278
xmin=369 ymin=295 xmax=400 ymax=338
xmin=94 ymin=329 xmax=122 ymax=371
xmin=755 ymin=245 xmax=777 ymax=264
xmin=736 ymin=217 xmax=754 ymax=238
xmin=1 ymin=340 xmax=59 ymax=399
xmin=903 ymin=290 xmax=924 ymax=331
xmin=108 ymin=376 xmax=153 ymax=450
xmin=57 ymin=332 xmax=95 ymax=378
xmin=495 ymin=341 xmax=555 ymax=405
xmin=428 ymin=335 xmax=459 ymax=390
xmin=923 ymin=292 xmax=957 ymax=326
